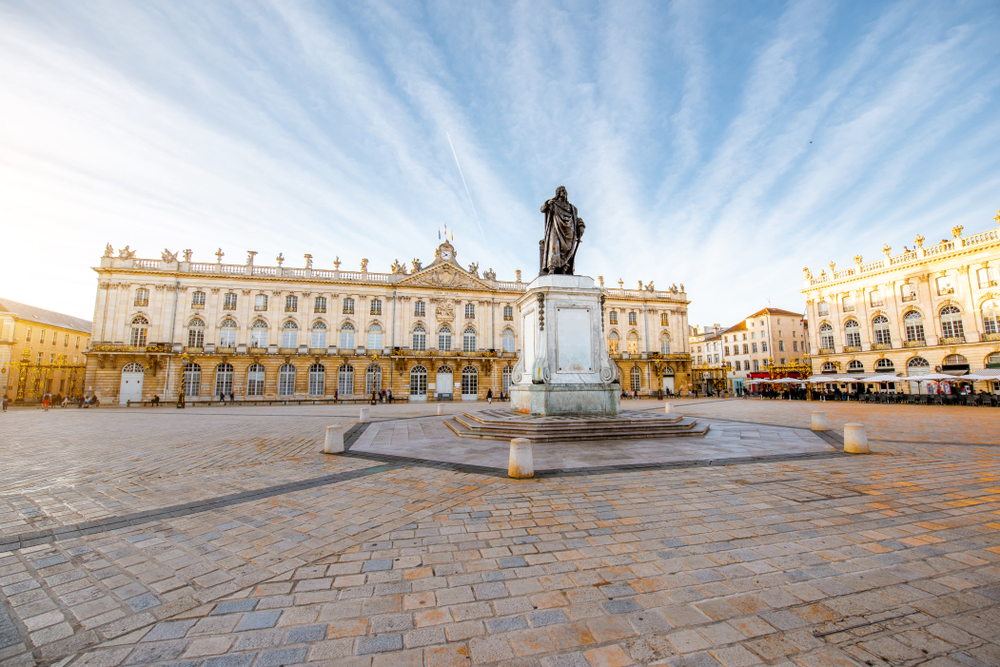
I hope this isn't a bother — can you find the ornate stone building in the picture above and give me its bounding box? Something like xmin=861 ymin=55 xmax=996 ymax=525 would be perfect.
xmin=1 ymin=297 xmax=92 ymax=403
xmin=85 ymin=241 xmax=692 ymax=404
xmin=801 ymin=215 xmax=1000 ymax=386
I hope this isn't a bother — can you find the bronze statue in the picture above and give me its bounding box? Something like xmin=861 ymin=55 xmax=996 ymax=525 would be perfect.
xmin=539 ymin=186 xmax=585 ymax=275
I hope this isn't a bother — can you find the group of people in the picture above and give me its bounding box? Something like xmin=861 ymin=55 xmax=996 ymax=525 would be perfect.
xmin=369 ymin=388 xmax=395 ymax=405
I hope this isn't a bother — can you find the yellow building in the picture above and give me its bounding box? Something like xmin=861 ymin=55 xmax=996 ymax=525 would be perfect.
xmin=801 ymin=214 xmax=1000 ymax=390
xmin=85 ymin=241 xmax=693 ymax=404
xmin=0 ymin=298 xmax=92 ymax=403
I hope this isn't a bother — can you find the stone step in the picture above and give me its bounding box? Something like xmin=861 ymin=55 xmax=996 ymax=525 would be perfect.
xmin=460 ymin=411 xmax=686 ymax=428
xmin=445 ymin=413 xmax=710 ymax=442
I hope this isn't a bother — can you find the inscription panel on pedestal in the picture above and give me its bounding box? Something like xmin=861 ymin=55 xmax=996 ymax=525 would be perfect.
xmin=556 ymin=307 xmax=592 ymax=373
xmin=522 ymin=308 xmax=535 ymax=370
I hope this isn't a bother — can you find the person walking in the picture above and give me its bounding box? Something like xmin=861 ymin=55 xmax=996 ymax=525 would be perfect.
xmin=487 ymin=388 xmax=493 ymax=404
xmin=42 ymin=394 xmax=51 ymax=411
xmin=176 ymin=389 xmax=185 ymax=409
xmin=219 ymin=391 xmax=226 ymax=405
xmin=2 ymin=396 xmax=8 ymax=412
xmin=387 ymin=388 xmax=393 ymax=404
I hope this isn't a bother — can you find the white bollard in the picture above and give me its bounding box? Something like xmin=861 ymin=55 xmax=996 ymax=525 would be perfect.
xmin=811 ymin=411 xmax=828 ymax=431
xmin=359 ymin=407 xmax=370 ymax=423
xmin=843 ymin=423 xmax=870 ymax=454
xmin=437 ymin=404 xmax=444 ymax=416
xmin=324 ymin=425 xmax=344 ymax=454
xmin=508 ymin=438 xmax=534 ymax=479
xmin=664 ymin=403 xmax=673 ymax=413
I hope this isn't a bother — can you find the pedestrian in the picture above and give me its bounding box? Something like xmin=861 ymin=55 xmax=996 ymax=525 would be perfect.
xmin=229 ymin=391 xmax=235 ymax=403
xmin=177 ymin=389 xmax=185 ymax=409
xmin=487 ymin=388 xmax=493 ymax=404
xmin=42 ymin=394 xmax=51 ymax=411
xmin=61 ymin=395 xmax=69 ymax=407
xmin=387 ymin=388 xmax=393 ymax=404
xmin=371 ymin=390 xmax=377 ymax=406
xmin=219 ymin=391 xmax=226 ymax=405
xmin=2 ymin=396 xmax=8 ymax=412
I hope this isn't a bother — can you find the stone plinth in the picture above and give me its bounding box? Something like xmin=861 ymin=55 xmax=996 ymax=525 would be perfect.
xmin=509 ymin=274 xmax=620 ymax=416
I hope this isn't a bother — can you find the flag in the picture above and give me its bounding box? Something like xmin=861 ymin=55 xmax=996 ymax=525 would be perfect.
xmin=451 ymin=231 xmax=454 ymax=241
xmin=438 ymin=229 xmax=441 ymax=240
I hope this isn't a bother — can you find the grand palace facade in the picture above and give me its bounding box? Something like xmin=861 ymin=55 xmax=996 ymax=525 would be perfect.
xmin=86 ymin=241 xmax=692 ymax=404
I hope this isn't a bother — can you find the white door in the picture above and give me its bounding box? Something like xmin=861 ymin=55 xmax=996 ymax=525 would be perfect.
xmin=662 ymin=375 xmax=675 ymax=393
xmin=436 ymin=371 xmax=453 ymax=399
xmin=119 ymin=363 xmax=144 ymax=404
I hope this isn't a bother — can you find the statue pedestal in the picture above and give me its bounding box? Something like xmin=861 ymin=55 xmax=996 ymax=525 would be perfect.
xmin=509 ymin=275 xmax=620 ymax=416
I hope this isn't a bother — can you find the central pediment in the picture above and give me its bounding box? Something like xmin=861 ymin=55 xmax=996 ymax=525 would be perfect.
xmin=398 ymin=262 xmax=493 ymax=290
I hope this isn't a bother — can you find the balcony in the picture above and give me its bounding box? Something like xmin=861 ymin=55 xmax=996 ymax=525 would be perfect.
xmin=314 ymin=307 xmax=326 ymax=314
xmin=223 ymin=304 xmax=237 ymax=311
xmin=842 ymin=306 xmax=855 ymax=312
xmin=191 ymin=303 xmax=205 ymax=309
xmin=939 ymin=336 xmax=966 ymax=345
xmin=871 ymin=343 xmax=892 ymax=351
xmin=818 ymin=347 xmax=835 ymax=355
xmin=903 ymin=339 xmax=926 ymax=348
xmin=844 ymin=345 xmax=861 ymax=353
xmin=981 ymin=333 xmax=1000 ymax=342
xmin=254 ymin=305 xmax=268 ymax=311
xmin=134 ymin=300 xmax=149 ymax=308
xmin=343 ymin=309 xmax=354 ymax=315
xmin=285 ymin=307 xmax=297 ymax=313
xmin=901 ymin=294 xmax=917 ymax=302
xmin=939 ymin=288 xmax=955 ymax=295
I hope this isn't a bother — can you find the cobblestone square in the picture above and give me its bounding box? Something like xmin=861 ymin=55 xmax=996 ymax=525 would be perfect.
xmin=0 ymin=399 xmax=998 ymax=666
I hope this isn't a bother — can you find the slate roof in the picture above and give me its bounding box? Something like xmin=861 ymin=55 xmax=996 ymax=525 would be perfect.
xmin=0 ymin=298 xmax=92 ymax=333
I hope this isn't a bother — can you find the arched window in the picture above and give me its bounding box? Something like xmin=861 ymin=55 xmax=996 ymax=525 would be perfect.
xmin=819 ymin=323 xmax=834 ymax=350
xmin=904 ymin=310 xmax=925 ymax=342
xmin=122 ymin=362 xmax=143 ymax=373
xmin=501 ymin=328 xmax=515 ymax=353
xmin=463 ymin=327 xmax=476 ymax=352
xmin=940 ymin=306 xmax=964 ymax=339
xmin=308 ymin=364 xmax=325 ymax=396
xmin=311 ymin=321 xmax=327 ymax=349
xmin=246 ymin=363 xmax=265 ymax=396
xmin=872 ymin=315 xmax=891 ymax=346
xmin=502 ymin=366 xmax=513 ymax=393
xmin=875 ymin=358 xmax=895 ymax=373
xmin=129 ymin=316 xmax=148 ymax=347
xmin=182 ymin=363 xmax=201 ymax=396
xmin=281 ymin=321 xmax=299 ymax=348
xmin=660 ymin=333 xmax=671 ymax=355
xmin=366 ymin=363 xmax=382 ymax=395
xmin=278 ymin=364 xmax=295 ymax=396
xmin=338 ymin=364 xmax=354 ymax=395
xmin=410 ymin=365 xmax=427 ymax=395
xmin=340 ymin=322 xmax=356 ymax=349
xmin=907 ymin=357 xmax=930 ymax=371
xmin=438 ymin=325 xmax=452 ymax=352
xmin=250 ymin=320 xmax=268 ymax=348
xmin=847 ymin=360 xmax=864 ymax=373
xmin=943 ymin=354 xmax=968 ymax=367
xmin=461 ymin=366 xmax=478 ymax=396
xmin=219 ymin=319 xmax=238 ymax=348
xmin=821 ymin=362 xmax=837 ymax=374
xmin=630 ymin=366 xmax=641 ymax=392
xmin=215 ymin=363 xmax=234 ymax=396
xmin=608 ymin=331 xmax=620 ymax=354
xmin=412 ymin=325 xmax=426 ymax=351
xmin=367 ymin=324 xmax=383 ymax=351
xmin=844 ymin=320 xmax=860 ymax=348
xmin=187 ymin=318 xmax=205 ymax=347
xmin=982 ymin=300 xmax=999 ymax=335
xmin=627 ymin=332 xmax=639 ymax=355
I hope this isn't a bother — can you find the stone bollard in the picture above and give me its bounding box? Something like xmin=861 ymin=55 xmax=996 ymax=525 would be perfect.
xmin=359 ymin=407 xmax=370 ymax=423
xmin=811 ymin=411 xmax=828 ymax=431
xmin=664 ymin=403 xmax=673 ymax=414
xmin=843 ymin=423 xmax=870 ymax=454
xmin=324 ymin=425 xmax=344 ymax=454
xmin=508 ymin=438 xmax=534 ymax=479
xmin=437 ymin=404 xmax=444 ymax=416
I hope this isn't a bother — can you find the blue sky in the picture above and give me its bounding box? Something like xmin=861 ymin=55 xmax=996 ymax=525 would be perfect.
xmin=2 ymin=1 xmax=999 ymax=325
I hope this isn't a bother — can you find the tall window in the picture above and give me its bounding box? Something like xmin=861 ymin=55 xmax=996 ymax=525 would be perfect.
xmin=463 ymin=327 xmax=476 ymax=352
xmin=192 ymin=291 xmax=206 ymax=307
xmin=904 ymin=311 xmax=925 ymax=342
xmin=278 ymin=364 xmax=295 ymax=396
xmin=660 ymin=334 xmax=670 ymax=354
xmin=743 ymin=344 xmax=749 ymax=354
xmin=761 ymin=341 xmax=768 ymax=352
xmin=367 ymin=324 xmax=383 ymax=350
xmin=630 ymin=366 xmax=641 ymax=392
xmin=977 ymin=267 xmax=997 ymax=289
xmin=501 ymin=328 xmax=515 ymax=353
xmin=872 ymin=315 xmax=891 ymax=346
xmin=412 ymin=325 xmax=427 ymax=351
xmin=817 ymin=301 xmax=829 ymax=316
xmin=130 ymin=316 xmax=148 ymax=347
xmin=778 ymin=341 xmax=784 ymax=352
xmin=660 ymin=313 xmax=669 ymax=326
xmin=842 ymin=295 xmax=854 ymax=312
xmin=900 ymin=283 xmax=917 ymax=301
xmin=366 ymin=364 xmax=382 ymax=395
xmin=218 ymin=319 xmax=237 ymax=347
xmin=410 ymin=365 xmax=427 ymax=395
xmin=465 ymin=303 xmax=475 ymax=319
xmin=246 ymin=363 xmax=265 ymax=396
xmin=819 ymin=323 xmax=834 ymax=350
xmin=869 ymin=289 xmax=883 ymax=307
xmin=503 ymin=306 xmax=513 ymax=321
xmin=340 ymin=322 xmax=356 ymax=349
xmin=628 ymin=312 xmax=637 ymax=325
xmin=627 ymin=333 xmax=638 ymax=355
xmin=215 ymin=363 xmax=234 ymax=396
xmin=438 ymin=326 xmax=452 ymax=351
xmin=63 ymin=334 xmax=69 ymax=347
xmin=187 ymin=318 xmax=205 ymax=347
xmin=734 ymin=361 xmax=741 ymax=371
xmin=281 ymin=321 xmax=299 ymax=348
xmin=609 ymin=312 xmax=618 ymax=325
xmin=309 ymin=364 xmax=325 ymax=395
xmin=343 ymin=298 xmax=354 ymax=314
xmin=39 ymin=330 xmax=46 ymax=344
xmin=608 ymin=332 xmax=619 ymax=354
xmin=751 ymin=343 xmax=758 ymax=353
xmin=285 ymin=295 xmax=298 ymax=312
xmin=414 ymin=301 xmax=425 ymax=317
xmin=25 ymin=327 xmax=31 ymax=342
xmin=338 ymin=364 xmax=354 ymax=395
xmin=461 ymin=366 xmax=478 ymax=396
xmin=250 ymin=320 xmax=268 ymax=348
xmin=371 ymin=299 xmax=382 ymax=315
xmin=311 ymin=322 xmax=327 ymax=348
xmin=502 ymin=366 xmax=512 ymax=393
xmin=255 ymin=294 xmax=268 ymax=311
xmin=223 ymin=293 xmax=237 ymax=310
xmin=314 ymin=296 xmax=327 ymax=313
xmin=134 ymin=289 xmax=149 ymax=307
xmin=940 ymin=306 xmax=964 ymax=339
xmin=982 ymin=301 xmax=999 ymax=335
xmin=844 ymin=320 xmax=860 ymax=348
xmin=936 ymin=276 xmax=954 ymax=295
xmin=182 ymin=363 xmax=201 ymax=396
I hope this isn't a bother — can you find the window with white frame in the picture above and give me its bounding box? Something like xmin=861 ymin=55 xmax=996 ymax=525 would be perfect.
xmin=501 ymin=328 xmax=515 ymax=353
xmin=983 ymin=300 xmax=1000 ymax=335
xmin=978 ymin=267 xmax=997 ymax=289
xmin=872 ymin=315 xmax=891 ymax=346
xmin=365 ymin=364 xmax=382 ymax=395
xmin=311 ymin=321 xmax=327 ymax=348
xmin=250 ymin=320 xmax=268 ymax=348
xmin=342 ymin=298 xmax=354 ymax=314
xmin=192 ymin=291 xmax=206 ymax=307
xmin=630 ymin=366 xmax=641 ymax=392
xmin=340 ymin=322 xmax=356 ymax=349
xmin=278 ymin=364 xmax=295 ymax=396
xmin=848 ymin=360 xmax=865 ymax=374
xmin=187 ymin=318 xmax=205 ymax=347
xmin=608 ymin=331 xmax=619 ymax=354
xmin=409 ymin=365 xmax=427 ymax=395
xmin=503 ymin=306 xmax=513 ymax=321
xmin=842 ymin=295 xmax=854 ymax=312
xmin=502 ymin=366 xmax=512 ymax=393
xmin=338 ymin=364 xmax=354 ymax=395
xmin=412 ymin=325 xmax=426 ymax=351
xmin=223 ymin=293 xmax=237 ymax=310
xmin=134 ymin=288 xmax=149 ymax=307
xmin=628 ymin=312 xmax=637 ymax=325
xmin=660 ymin=312 xmax=669 ymax=326
xmin=461 ymin=366 xmax=478 ymax=396
xmin=308 ymin=364 xmax=325 ymax=395
xmin=438 ymin=325 xmax=452 ymax=351
xmin=130 ymin=316 xmax=148 ymax=347
xmin=463 ymin=327 xmax=476 ymax=352
xmin=844 ymin=320 xmax=860 ymax=347
xmin=281 ymin=321 xmax=299 ymax=348
xmin=940 ymin=306 xmax=964 ymax=339
xmin=660 ymin=334 xmax=670 ymax=354
xmin=414 ymin=301 xmax=425 ymax=316
xmin=936 ymin=275 xmax=954 ymax=295
xmin=215 ymin=363 xmax=234 ymax=396
xmin=183 ymin=363 xmax=201 ymax=396
xmin=285 ymin=295 xmax=298 ymax=312
xmin=367 ymin=324 xmax=383 ymax=350
xmin=219 ymin=319 xmax=238 ymax=347
xmin=819 ymin=323 xmax=834 ymax=350
xmin=904 ymin=310 xmax=925 ymax=342
xmin=869 ymin=289 xmax=883 ymax=307
xmin=464 ymin=303 xmax=475 ymax=319
xmin=314 ymin=296 xmax=327 ymax=313
xmin=370 ymin=299 xmax=382 ymax=315
xmin=609 ymin=312 xmax=618 ymax=325
xmin=817 ymin=301 xmax=829 ymax=316
xmin=246 ymin=363 xmax=265 ymax=396
xmin=255 ymin=294 xmax=268 ymax=311
xmin=627 ymin=333 xmax=638 ymax=355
